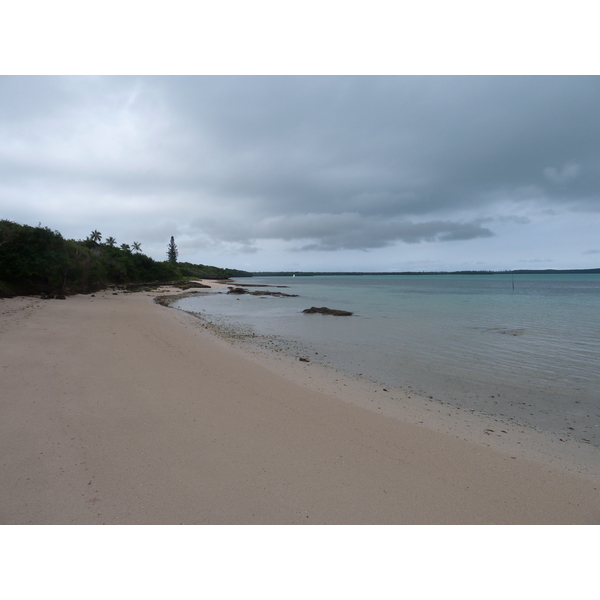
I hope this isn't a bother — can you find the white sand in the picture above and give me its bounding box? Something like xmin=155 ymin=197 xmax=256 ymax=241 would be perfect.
xmin=1 ymin=284 xmax=599 ymax=524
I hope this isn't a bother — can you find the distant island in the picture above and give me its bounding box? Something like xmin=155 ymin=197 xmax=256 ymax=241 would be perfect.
xmin=0 ymin=219 xmax=251 ymax=298
xmin=253 ymin=269 xmax=600 ymax=277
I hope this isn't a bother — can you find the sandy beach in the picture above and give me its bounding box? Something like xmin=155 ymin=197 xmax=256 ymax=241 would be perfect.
xmin=1 ymin=284 xmax=599 ymax=524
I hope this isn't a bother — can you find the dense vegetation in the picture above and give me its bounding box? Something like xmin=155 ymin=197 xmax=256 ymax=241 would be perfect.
xmin=0 ymin=219 xmax=250 ymax=298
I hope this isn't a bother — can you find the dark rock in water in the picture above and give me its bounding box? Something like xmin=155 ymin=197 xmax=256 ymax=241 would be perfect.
xmin=299 ymin=357 xmax=310 ymax=362
xmin=249 ymin=290 xmax=298 ymax=297
xmin=227 ymin=287 xmax=298 ymax=297
xmin=302 ymin=306 xmax=353 ymax=316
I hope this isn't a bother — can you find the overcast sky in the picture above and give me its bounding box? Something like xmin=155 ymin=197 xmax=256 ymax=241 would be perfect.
xmin=1 ymin=75 xmax=599 ymax=271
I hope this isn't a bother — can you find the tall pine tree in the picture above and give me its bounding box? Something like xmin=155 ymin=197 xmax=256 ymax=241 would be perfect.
xmin=167 ymin=236 xmax=178 ymax=264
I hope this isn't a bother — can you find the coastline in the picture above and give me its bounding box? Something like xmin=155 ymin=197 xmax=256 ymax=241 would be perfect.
xmin=1 ymin=283 xmax=599 ymax=524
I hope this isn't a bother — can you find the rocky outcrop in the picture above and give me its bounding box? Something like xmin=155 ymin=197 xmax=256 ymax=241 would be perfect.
xmin=124 ymin=280 xmax=211 ymax=292
xmin=302 ymin=306 xmax=353 ymax=316
xmin=227 ymin=287 xmax=298 ymax=297
xmin=176 ymin=282 xmax=212 ymax=290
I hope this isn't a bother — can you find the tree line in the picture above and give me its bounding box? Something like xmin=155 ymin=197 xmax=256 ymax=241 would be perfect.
xmin=0 ymin=219 xmax=250 ymax=298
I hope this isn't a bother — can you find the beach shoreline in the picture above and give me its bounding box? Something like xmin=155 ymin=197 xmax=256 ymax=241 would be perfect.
xmin=1 ymin=283 xmax=599 ymax=524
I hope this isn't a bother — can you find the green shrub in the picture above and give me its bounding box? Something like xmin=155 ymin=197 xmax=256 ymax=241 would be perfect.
xmin=0 ymin=219 xmax=251 ymax=297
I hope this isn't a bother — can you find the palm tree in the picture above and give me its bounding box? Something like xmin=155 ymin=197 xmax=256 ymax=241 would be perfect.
xmin=132 ymin=241 xmax=142 ymax=253
xmin=90 ymin=230 xmax=102 ymax=244
xmin=105 ymin=236 xmax=116 ymax=247
xmin=120 ymin=243 xmax=131 ymax=252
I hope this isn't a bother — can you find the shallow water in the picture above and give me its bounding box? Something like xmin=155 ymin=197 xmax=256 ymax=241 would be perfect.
xmin=174 ymin=274 xmax=600 ymax=446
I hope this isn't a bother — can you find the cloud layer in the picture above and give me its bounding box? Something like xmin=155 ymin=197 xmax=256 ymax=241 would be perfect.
xmin=1 ymin=76 xmax=599 ymax=270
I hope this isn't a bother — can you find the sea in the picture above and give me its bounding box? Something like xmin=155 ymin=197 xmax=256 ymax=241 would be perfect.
xmin=173 ymin=273 xmax=600 ymax=446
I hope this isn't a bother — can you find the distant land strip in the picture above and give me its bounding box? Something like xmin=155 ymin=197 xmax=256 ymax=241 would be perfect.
xmin=252 ymin=268 xmax=600 ymax=277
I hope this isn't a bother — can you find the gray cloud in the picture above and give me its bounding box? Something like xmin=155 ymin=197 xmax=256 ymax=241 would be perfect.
xmin=544 ymin=162 xmax=581 ymax=185
xmin=158 ymin=76 xmax=600 ymax=215
xmin=199 ymin=213 xmax=494 ymax=251
xmin=1 ymin=76 xmax=599 ymax=271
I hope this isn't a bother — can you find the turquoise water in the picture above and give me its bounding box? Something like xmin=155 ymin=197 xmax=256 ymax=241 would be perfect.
xmin=174 ymin=274 xmax=600 ymax=445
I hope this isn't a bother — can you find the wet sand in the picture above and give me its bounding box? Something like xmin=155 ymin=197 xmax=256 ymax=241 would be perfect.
xmin=1 ymin=284 xmax=599 ymax=524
